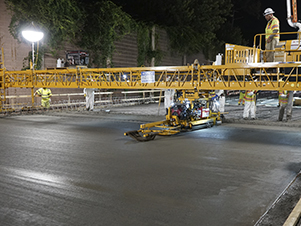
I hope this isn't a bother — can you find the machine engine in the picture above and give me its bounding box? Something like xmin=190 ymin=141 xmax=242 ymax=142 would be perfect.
xmin=170 ymin=99 xmax=209 ymax=121
xmin=170 ymin=102 xmax=191 ymax=120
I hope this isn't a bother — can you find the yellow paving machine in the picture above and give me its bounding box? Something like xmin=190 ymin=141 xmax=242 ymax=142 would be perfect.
xmin=124 ymin=89 xmax=222 ymax=141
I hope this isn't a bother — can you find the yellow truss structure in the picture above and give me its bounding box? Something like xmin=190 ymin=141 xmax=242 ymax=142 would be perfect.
xmin=1 ymin=61 xmax=300 ymax=91
xmin=1 ymin=32 xmax=301 ymax=97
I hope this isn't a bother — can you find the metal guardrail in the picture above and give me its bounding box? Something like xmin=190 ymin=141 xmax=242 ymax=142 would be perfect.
xmin=2 ymin=89 xmax=164 ymax=111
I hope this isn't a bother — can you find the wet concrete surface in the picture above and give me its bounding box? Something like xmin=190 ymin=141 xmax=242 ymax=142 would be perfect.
xmin=256 ymin=172 xmax=301 ymax=226
xmin=0 ymin=110 xmax=301 ymax=226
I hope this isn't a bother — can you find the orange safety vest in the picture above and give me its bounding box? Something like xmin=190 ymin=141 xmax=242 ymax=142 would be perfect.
xmin=244 ymin=90 xmax=256 ymax=102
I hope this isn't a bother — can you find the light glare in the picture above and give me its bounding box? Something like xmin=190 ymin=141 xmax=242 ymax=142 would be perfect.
xmin=22 ymin=30 xmax=44 ymax=42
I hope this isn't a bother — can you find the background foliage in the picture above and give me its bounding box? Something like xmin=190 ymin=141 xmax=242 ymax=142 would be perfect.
xmin=5 ymin=0 xmax=261 ymax=67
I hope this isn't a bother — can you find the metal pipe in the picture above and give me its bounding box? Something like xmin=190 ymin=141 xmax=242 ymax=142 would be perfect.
xmin=292 ymin=0 xmax=298 ymax=22
xmin=286 ymin=0 xmax=301 ymax=31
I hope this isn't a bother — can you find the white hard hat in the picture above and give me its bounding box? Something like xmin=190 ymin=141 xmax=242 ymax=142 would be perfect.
xmin=193 ymin=59 xmax=199 ymax=65
xmin=263 ymin=8 xmax=275 ymax=16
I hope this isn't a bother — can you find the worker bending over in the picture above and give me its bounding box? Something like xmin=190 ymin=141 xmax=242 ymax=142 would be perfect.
xmin=243 ymin=90 xmax=257 ymax=120
xmin=34 ymin=87 xmax=52 ymax=108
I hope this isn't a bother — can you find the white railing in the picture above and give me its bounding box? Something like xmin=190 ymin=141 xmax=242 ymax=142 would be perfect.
xmin=121 ymin=90 xmax=162 ymax=102
xmin=2 ymin=89 xmax=164 ymax=110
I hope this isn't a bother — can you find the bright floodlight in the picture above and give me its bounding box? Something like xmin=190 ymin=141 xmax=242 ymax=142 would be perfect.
xmin=22 ymin=30 xmax=44 ymax=42
xmin=22 ymin=28 xmax=44 ymax=70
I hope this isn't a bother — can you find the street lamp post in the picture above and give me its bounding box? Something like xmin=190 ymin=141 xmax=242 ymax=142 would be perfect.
xmin=22 ymin=28 xmax=44 ymax=108
xmin=22 ymin=29 xmax=44 ymax=70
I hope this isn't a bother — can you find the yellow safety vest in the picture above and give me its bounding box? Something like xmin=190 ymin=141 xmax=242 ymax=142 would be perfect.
xmin=37 ymin=88 xmax=52 ymax=100
xmin=209 ymin=91 xmax=216 ymax=99
xmin=278 ymin=91 xmax=288 ymax=104
xmin=239 ymin=91 xmax=245 ymax=99
xmin=265 ymin=16 xmax=280 ymax=41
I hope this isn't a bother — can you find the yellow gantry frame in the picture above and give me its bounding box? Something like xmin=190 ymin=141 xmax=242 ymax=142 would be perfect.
xmin=1 ymin=62 xmax=301 ymax=91
xmin=1 ymin=31 xmax=301 ymax=93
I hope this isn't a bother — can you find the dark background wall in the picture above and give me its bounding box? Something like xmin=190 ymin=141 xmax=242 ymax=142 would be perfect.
xmin=0 ymin=0 xmax=206 ymax=106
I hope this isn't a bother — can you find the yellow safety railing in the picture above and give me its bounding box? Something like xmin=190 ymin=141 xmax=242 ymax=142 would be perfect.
xmin=253 ymin=31 xmax=301 ymax=62
xmin=225 ymin=43 xmax=260 ymax=64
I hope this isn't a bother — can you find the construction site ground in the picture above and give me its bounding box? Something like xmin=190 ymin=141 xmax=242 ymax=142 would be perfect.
xmin=75 ymin=94 xmax=301 ymax=226
xmin=1 ymin=93 xmax=301 ymax=225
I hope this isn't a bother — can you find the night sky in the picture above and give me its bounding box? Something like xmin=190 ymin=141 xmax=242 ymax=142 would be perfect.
xmin=259 ymin=0 xmax=300 ymax=39
xmin=234 ymin=0 xmax=301 ymax=47
xmin=113 ymin=0 xmax=299 ymax=48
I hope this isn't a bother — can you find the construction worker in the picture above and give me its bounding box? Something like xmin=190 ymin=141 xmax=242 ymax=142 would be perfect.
xmin=215 ymin=90 xmax=225 ymax=117
xmin=287 ymin=91 xmax=294 ymax=120
xmin=208 ymin=90 xmax=216 ymax=99
xmin=238 ymin=91 xmax=245 ymax=105
xmin=277 ymin=92 xmax=281 ymax=107
xmin=84 ymin=88 xmax=96 ymax=111
xmin=243 ymin=90 xmax=257 ymax=119
xmin=263 ymin=8 xmax=280 ymax=62
xmin=34 ymin=87 xmax=52 ymax=108
xmin=278 ymin=90 xmax=293 ymax=121
xmin=164 ymin=89 xmax=175 ymax=114
xmin=209 ymin=90 xmax=219 ymax=112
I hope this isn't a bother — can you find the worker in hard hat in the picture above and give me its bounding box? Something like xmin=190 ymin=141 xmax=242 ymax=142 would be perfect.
xmin=84 ymin=88 xmax=96 ymax=111
xmin=243 ymin=90 xmax=257 ymax=119
xmin=278 ymin=90 xmax=294 ymax=121
xmin=193 ymin=59 xmax=199 ymax=70
xmin=34 ymin=87 xmax=52 ymax=108
xmin=263 ymin=8 xmax=280 ymax=62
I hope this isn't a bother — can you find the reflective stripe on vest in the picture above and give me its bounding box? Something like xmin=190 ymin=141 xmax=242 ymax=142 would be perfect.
xmin=209 ymin=91 xmax=216 ymax=99
xmin=244 ymin=91 xmax=256 ymax=102
xmin=279 ymin=91 xmax=288 ymax=104
xmin=265 ymin=16 xmax=280 ymax=40
xmin=37 ymin=88 xmax=52 ymax=100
